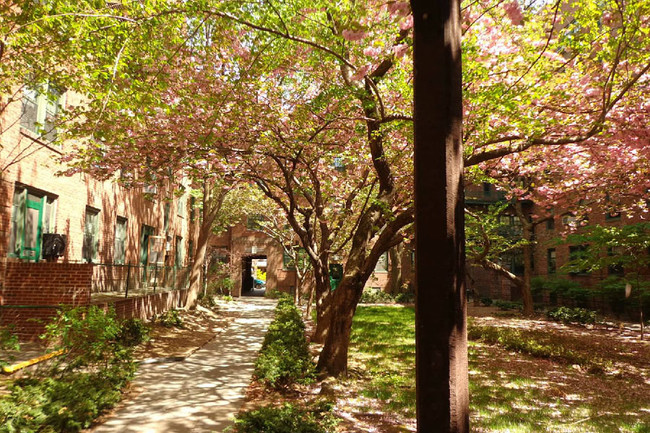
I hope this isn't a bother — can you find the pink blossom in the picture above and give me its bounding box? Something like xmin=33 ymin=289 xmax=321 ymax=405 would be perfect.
xmin=342 ymin=29 xmax=367 ymax=41
xmin=399 ymin=15 xmax=414 ymax=31
xmin=363 ymin=46 xmax=382 ymax=57
xmin=351 ymin=64 xmax=371 ymax=81
xmin=387 ymin=1 xmax=410 ymax=17
xmin=503 ymin=1 xmax=523 ymax=25
xmin=393 ymin=44 xmax=409 ymax=58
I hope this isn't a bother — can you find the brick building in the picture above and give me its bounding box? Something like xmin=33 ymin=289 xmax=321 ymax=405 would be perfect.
xmin=466 ymin=183 xmax=649 ymax=305
xmin=1 ymin=84 xmax=197 ymax=338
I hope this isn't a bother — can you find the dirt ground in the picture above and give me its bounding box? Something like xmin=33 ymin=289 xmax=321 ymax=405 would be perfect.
xmin=131 ymin=303 xmax=237 ymax=361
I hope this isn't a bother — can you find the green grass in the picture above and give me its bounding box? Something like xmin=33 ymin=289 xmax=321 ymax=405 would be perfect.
xmin=349 ymin=306 xmax=416 ymax=417
xmin=348 ymin=305 xmax=650 ymax=432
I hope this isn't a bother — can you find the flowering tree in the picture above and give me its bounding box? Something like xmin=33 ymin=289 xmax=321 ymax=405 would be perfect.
xmin=5 ymin=0 xmax=650 ymax=376
xmin=462 ymin=0 xmax=650 ymax=314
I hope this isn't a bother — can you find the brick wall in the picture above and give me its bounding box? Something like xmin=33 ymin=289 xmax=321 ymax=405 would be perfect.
xmin=0 ymin=86 xmax=197 ymax=269
xmin=93 ymin=289 xmax=189 ymax=321
xmin=0 ymin=262 xmax=93 ymax=339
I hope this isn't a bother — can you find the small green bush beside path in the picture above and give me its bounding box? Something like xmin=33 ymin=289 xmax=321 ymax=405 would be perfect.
xmin=0 ymin=306 xmax=143 ymax=432
xmin=253 ymin=297 xmax=314 ymax=388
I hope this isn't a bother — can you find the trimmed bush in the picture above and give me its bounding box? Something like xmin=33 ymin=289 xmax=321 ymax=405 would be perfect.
xmin=547 ymin=306 xmax=597 ymax=325
xmin=254 ymin=298 xmax=314 ymax=387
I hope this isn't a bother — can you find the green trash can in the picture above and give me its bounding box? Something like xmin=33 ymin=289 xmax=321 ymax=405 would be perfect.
xmin=329 ymin=263 xmax=343 ymax=291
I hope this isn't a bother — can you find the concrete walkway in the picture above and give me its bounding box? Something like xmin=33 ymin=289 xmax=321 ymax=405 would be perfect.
xmin=91 ymin=297 xmax=276 ymax=433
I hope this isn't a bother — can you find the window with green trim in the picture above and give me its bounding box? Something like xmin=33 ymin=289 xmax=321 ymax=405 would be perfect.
xmin=82 ymin=207 xmax=100 ymax=263
xmin=21 ymin=82 xmax=64 ymax=142
xmin=8 ymin=186 xmax=56 ymax=261
xmin=114 ymin=217 xmax=127 ymax=264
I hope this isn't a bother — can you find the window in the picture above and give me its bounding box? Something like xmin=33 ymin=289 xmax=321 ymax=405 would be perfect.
xmin=164 ymin=202 xmax=171 ymax=232
xmin=547 ymin=248 xmax=556 ymax=274
xmin=283 ymin=251 xmax=296 ymax=270
xmin=82 ymin=207 xmax=100 ymax=263
xmin=114 ymin=217 xmax=127 ymax=264
xmin=562 ymin=214 xmax=577 ymax=227
xmin=568 ymin=245 xmax=589 ymax=275
xmin=21 ymin=82 xmax=64 ymax=142
xmin=175 ymin=236 xmax=184 ymax=267
xmin=189 ymin=196 xmax=196 ymax=223
xmin=188 ymin=239 xmax=194 ymax=263
xmin=374 ymin=252 xmax=389 ymax=273
xmin=139 ymin=225 xmax=155 ymax=266
xmin=8 ymin=186 xmax=56 ymax=260
xmin=333 ymin=157 xmax=346 ymax=172
xmin=177 ymin=195 xmax=186 ymax=218
xmin=546 ymin=217 xmax=555 ymax=230
xmin=607 ymin=248 xmax=624 ymax=276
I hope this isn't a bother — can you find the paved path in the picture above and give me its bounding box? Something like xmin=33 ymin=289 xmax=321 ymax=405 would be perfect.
xmin=91 ymin=297 xmax=276 ymax=433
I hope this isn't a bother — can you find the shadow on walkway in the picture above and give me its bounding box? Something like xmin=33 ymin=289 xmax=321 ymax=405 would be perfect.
xmin=90 ymin=298 xmax=276 ymax=433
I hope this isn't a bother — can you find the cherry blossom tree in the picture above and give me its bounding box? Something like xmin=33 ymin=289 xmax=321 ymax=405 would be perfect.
xmin=6 ymin=0 xmax=650 ymax=376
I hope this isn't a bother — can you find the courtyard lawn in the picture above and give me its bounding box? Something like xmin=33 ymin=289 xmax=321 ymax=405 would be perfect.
xmin=343 ymin=305 xmax=650 ymax=433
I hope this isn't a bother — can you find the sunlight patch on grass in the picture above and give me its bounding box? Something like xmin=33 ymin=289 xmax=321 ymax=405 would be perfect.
xmin=347 ymin=305 xmax=650 ymax=433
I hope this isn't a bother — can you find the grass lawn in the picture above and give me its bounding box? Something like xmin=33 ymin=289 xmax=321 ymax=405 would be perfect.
xmin=343 ymin=305 xmax=650 ymax=433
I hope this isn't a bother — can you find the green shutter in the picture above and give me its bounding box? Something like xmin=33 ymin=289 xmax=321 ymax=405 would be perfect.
xmin=11 ymin=189 xmax=26 ymax=256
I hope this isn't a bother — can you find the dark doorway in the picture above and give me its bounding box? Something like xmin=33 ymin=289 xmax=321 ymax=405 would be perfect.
xmin=241 ymin=254 xmax=267 ymax=297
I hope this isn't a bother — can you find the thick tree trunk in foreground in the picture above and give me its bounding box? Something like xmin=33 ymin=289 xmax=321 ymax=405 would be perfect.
xmin=412 ymin=0 xmax=469 ymax=431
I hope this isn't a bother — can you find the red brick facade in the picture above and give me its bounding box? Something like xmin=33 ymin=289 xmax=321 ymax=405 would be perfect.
xmin=0 ymin=262 xmax=92 ymax=339
xmin=1 ymin=87 xmax=197 ymax=339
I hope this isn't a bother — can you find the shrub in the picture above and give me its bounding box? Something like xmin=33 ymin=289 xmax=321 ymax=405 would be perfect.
xmin=0 ymin=326 xmax=20 ymax=368
xmin=480 ymin=297 xmax=493 ymax=306
xmin=254 ymin=298 xmax=314 ymax=387
xmin=493 ymin=300 xmax=522 ymax=311
xmin=394 ymin=292 xmax=415 ymax=304
xmin=0 ymin=306 xmax=136 ymax=432
xmin=229 ymin=403 xmax=337 ymax=433
xmin=547 ymin=306 xmax=598 ymax=325
xmin=155 ymin=308 xmax=184 ymax=328
xmin=264 ymin=288 xmax=285 ymax=299
xmin=117 ymin=318 xmax=150 ymax=347
xmin=42 ymin=305 xmax=134 ymax=372
xmin=360 ymin=288 xmax=394 ymax=304
xmin=533 ymin=277 xmax=593 ymax=305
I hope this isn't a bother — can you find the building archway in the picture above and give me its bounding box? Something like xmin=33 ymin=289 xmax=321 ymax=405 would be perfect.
xmin=241 ymin=254 xmax=267 ymax=297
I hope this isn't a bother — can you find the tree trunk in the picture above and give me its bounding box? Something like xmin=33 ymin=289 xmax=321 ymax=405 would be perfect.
xmin=185 ymin=217 xmax=212 ymax=308
xmin=184 ymin=182 xmax=227 ymax=308
xmin=305 ymin=277 xmax=316 ymax=321
xmin=311 ymin=265 xmax=332 ymax=343
xmin=316 ymin=276 xmax=363 ymax=376
xmin=387 ymin=244 xmax=404 ymax=294
xmin=515 ymin=202 xmax=534 ymax=316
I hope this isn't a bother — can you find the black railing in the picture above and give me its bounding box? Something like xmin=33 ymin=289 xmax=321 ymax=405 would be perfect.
xmin=91 ymin=263 xmax=191 ymax=298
